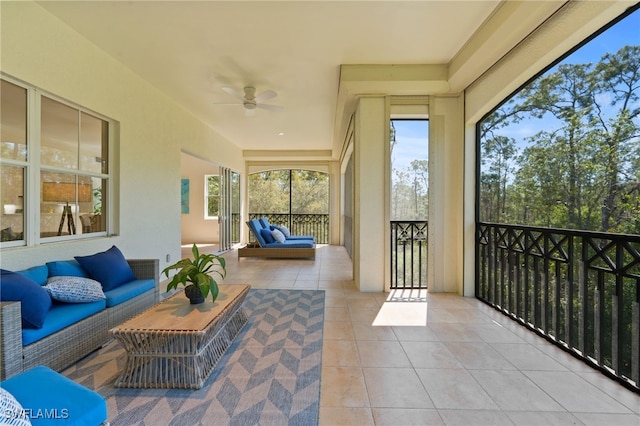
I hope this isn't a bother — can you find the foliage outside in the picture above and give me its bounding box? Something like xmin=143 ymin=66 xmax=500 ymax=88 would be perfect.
xmin=390 ymin=120 xmax=429 ymax=221
xmin=248 ymin=170 xmax=328 ymax=214
xmin=479 ymin=45 xmax=640 ymax=235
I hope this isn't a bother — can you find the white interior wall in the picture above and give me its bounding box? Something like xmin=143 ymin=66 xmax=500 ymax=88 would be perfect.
xmin=0 ymin=2 xmax=243 ymax=271
xmin=180 ymin=153 xmax=220 ymax=245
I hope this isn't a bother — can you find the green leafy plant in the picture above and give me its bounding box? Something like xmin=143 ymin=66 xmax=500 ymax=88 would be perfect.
xmin=162 ymin=244 xmax=226 ymax=303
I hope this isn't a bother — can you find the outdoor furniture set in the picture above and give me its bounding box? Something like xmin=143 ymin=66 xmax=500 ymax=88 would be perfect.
xmin=0 ymin=245 xmax=159 ymax=380
xmin=238 ymin=217 xmax=316 ymax=259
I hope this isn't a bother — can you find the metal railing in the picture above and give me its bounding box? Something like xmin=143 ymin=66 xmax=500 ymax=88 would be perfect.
xmin=477 ymin=222 xmax=640 ymax=392
xmin=248 ymin=213 xmax=329 ymax=244
xmin=390 ymin=221 xmax=428 ymax=289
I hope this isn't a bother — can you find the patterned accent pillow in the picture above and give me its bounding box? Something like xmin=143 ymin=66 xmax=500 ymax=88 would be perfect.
xmin=271 ymin=228 xmax=286 ymax=243
xmin=44 ymin=276 xmax=106 ymax=303
xmin=0 ymin=387 xmax=31 ymax=426
xmin=278 ymin=225 xmax=291 ymax=238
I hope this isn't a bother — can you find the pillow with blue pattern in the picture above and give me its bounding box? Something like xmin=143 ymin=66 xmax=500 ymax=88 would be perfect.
xmin=44 ymin=276 xmax=106 ymax=303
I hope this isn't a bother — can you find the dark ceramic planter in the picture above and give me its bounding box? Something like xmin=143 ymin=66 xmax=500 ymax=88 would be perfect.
xmin=184 ymin=284 xmax=205 ymax=305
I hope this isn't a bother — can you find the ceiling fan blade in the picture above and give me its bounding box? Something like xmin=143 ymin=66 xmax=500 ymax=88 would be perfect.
xmin=257 ymin=103 xmax=284 ymax=112
xmin=255 ymin=90 xmax=277 ymax=103
xmin=221 ymin=87 xmax=245 ymax=101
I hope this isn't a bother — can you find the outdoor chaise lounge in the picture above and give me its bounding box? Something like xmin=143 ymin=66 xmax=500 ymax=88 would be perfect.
xmin=238 ymin=218 xmax=316 ymax=259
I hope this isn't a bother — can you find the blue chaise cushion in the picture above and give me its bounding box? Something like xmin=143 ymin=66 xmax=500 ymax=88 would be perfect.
xmin=0 ymin=269 xmax=51 ymax=329
xmin=75 ymin=245 xmax=136 ymax=291
xmin=247 ymin=219 xmax=267 ymax=247
xmin=1 ymin=365 xmax=107 ymax=426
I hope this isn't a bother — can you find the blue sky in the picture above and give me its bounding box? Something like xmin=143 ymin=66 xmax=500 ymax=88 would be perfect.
xmin=392 ymin=7 xmax=639 ymax=176
xmin=391 ymin=119 xmax=428 ymax=172
xmin=492 ymin=7 xmax=640 ymax=150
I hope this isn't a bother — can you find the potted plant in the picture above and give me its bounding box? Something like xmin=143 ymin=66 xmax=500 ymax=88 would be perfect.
xmin=162 ymin=244 xmax=226 ymax=304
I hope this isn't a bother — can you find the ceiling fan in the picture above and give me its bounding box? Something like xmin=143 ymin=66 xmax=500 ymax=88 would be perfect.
xmin=218 ymin=86 xmax=284 ymax=115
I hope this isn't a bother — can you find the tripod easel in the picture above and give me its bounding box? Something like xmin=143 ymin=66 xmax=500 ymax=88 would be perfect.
xmin=57 ymin=203 xmax=76 ymax=236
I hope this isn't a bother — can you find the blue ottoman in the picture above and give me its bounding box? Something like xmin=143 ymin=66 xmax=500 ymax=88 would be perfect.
xmin=1 ymin=366 xmax=107 ymax=425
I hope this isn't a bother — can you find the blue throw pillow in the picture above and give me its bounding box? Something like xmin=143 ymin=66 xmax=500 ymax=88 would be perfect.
xmin=17 ymin=264 xmax=49 ymax=286
xmin=46 ymin=260 xmax=88 ymax=278
xmin=0 ymin=269 xmax=52 ymax=329
xmin=75 ymin=246 xmax=135 ymax=291
xmin=260 ymin=228 xmax=275 ymax=244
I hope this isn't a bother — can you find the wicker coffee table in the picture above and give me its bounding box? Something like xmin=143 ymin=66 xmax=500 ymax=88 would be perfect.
xmin=110 ymin=284 xmax=250 ymax=389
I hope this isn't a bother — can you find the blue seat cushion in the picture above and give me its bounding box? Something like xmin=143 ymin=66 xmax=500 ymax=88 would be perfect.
xmin=1 ymin=365 xmax=107 ymax=426
xmin=22 ymin=300 xmax=105 ymax=346
xmin=104 ymin=278 xmax=154 ymax=307
xmin=284 ymin=235 xmax=315 ymax=241
xmin=264 ymin=240 xmax=315 ymax=249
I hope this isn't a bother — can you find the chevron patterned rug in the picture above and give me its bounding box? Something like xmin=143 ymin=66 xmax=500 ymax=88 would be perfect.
xmin=62 ymin=289 xmax=325 ymax=426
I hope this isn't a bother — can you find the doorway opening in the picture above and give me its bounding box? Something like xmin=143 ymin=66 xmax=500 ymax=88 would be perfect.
xmin=390 ymin=119 xmax=429 ymax=289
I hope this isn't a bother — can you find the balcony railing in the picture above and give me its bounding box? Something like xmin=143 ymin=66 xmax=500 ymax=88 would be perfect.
xmin=391 ymin=221 xmax=428 ymax=289
xmin=248 ymin=213 xmax=329 ymax=244
xmin=477 ymin=222 xmax=640 ymax=392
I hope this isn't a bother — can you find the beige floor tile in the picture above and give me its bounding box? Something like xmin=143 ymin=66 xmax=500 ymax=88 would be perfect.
xmin=392 ymin=325 xmax=440 ymax=342
xmin=357 ymin=340 xmax=412 ymax=368
xmin=324 ymin=306 xmax=350 ymax=322
xmin=469 ymin=369 xmax=565 ymax=412
xmin=573 ymin=412 xmax=640 ymax=426
xmin=348 ymin=306 xmax=381 ymax=323
xmin=492 ymin=343 xmax=568 ymax=371
xmin=523 ymin=371 xmax=632 ymax=413
xmin=578 ymin=372 xmax=640 ymax=414
xmin=402 ymin=341 xmax=464 ymax=369
xmin=319 ymin=407 xmax=374 ymax=426
xmin=444 ymin=341 xmax=516 ymax=370
xmin=323 ymin=321 xmax=355 ymax=340
xmin=506 ymin=411 xmax=585 ymax=425
xmin=372 ymin=408 xmax=444 ymax=425
xmin=429 ymin=322 xmax=483 ymax=342
xmin=437 ymin=409 xmax=515 ymax=426
xmin=321 ymin=367 xmax=369 ymax=407
xmin=352 ymin=322 xmax=397 ymax=341
xmin=293 ymin=280 xmax=319 ymax=289
xmin=323 ymin=340 xmax=361 ymax=367
xmin=416 ymin=368 xmax=499 ymax=410
xmin=470 ymin=323 xmax=527 ymax=343
xmin=363 ymin=367 xmax=434 ymax=409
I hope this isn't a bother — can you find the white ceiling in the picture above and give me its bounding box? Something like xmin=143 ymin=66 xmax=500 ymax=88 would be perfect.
xmin=37 ymin=1 xmax=564 ymax=155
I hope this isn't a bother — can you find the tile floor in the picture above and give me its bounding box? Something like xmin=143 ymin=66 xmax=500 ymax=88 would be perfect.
xmin=217 ymin=245 xmax=640 ymax=425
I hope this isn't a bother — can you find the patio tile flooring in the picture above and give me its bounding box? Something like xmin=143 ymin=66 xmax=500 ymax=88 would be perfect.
xmin=218 ymin=244 xmax=640 ymax=425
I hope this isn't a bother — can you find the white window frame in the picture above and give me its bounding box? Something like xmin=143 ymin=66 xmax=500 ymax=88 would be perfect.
xmin=0 ymin=74 xmax=114 ymax=247
xmin=204 ymin=174 xmax=219 ymax=220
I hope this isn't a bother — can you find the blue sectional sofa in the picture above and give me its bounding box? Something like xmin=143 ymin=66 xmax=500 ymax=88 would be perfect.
xmin=0 ymin=246 xmax=159 ymax=380
xmin=238 ymin=218 xmax=316 ymax=259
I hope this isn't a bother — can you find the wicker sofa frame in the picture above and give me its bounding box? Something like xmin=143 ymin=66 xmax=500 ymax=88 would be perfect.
xmin=0 ymin=259 xmax=159 ymax=380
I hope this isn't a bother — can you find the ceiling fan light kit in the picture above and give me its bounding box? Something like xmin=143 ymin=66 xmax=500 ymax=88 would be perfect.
xmin=219 ymin=86 xmax=283 ymax=115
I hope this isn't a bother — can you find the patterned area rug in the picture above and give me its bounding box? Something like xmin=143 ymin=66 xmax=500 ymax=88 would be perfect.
xmin=62 ymin=289 xmax=325 ymax=426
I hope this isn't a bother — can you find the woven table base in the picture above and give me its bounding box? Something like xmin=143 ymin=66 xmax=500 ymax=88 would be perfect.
xmin=111 ymin=285 xmax=250 ymax=389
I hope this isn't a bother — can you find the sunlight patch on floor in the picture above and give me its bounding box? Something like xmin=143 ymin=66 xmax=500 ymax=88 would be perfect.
xmin=372 ymin=289 xmax=428 ymax=326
